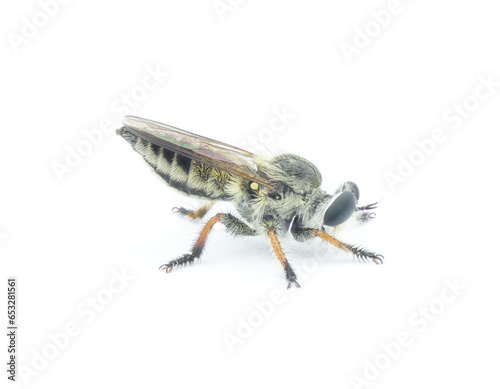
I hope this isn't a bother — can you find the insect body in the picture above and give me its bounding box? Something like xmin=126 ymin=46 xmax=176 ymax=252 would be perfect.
xmin=117 ymin=116 xmax=383 ymax=288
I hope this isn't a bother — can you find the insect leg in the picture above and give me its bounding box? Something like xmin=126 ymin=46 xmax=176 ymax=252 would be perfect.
xmin=159 ymin=213 xmax=223 ymax=272
xmin=334 ymin=182 xmax=378 ymax=223
xmin=267 ymin=228 xmax=301 ymax=289
xmin=220 ymin=213 xmax=257 ymax=236
xmin=159 ymin=212 xmax=255 ymax=274
xmin=354 ymin=202 xmax=378 ymax=223
xmin=333 ymin=181 xmax=371 ymax=222
xmin=172 ymin=202 xmax=213 ymax=220
xmin=312 ymin=229 xmax=383 ymax=264
xmin=291 ymin=222 xmax=383 ymax=264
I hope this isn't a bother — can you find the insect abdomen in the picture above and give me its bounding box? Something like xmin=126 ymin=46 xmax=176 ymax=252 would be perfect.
xmin=118 ymin=128 xmax=232 ymax=200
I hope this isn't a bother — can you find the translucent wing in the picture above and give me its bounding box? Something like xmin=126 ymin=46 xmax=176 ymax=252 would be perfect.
xmin=120 ymin=116 xmax=275 ymax=189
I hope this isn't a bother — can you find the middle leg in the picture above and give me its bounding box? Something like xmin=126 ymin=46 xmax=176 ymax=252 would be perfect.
xmin=268 ymin=228 xmax=301 ymax=289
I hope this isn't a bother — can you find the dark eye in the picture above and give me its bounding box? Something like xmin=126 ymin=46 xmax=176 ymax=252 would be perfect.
xmin=323 ymin=191 xmax=356 ymax=227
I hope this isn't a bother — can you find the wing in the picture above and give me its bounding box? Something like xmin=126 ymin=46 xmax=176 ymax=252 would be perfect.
xmin=119 ymin=116 xmax=275 ymax=189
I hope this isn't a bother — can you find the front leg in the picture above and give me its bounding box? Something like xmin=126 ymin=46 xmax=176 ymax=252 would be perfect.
xmin=312 ymin=229 xmax=383 ymax=264
xmin=355 ymin=202 xmax=378 ymax=223
xmin=333 ymin=181 xmax=379 ymax=224
xmin=290 ymin=221 xmax=383 ymax=264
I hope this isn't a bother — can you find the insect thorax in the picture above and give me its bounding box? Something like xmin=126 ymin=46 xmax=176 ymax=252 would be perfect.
xmin=230 ymin=154 xmax=328 ymax=235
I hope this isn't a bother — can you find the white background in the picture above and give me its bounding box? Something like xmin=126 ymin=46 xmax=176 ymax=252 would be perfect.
xmin=1 ymin=1 xmax=499 ymax=388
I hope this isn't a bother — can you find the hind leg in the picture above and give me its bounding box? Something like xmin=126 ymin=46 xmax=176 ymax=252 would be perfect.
xmin=160 ymin=212 xmax=222 ymax=272
xmin=159 ymin=213 xmax=256 ymax=273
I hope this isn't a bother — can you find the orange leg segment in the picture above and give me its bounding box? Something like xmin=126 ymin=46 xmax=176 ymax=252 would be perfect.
xmin=160 ymin=213 xmax=223 ymax=272
xmin=268 ymin=228 xmax=300 ymax=289
xmin=312 ymin=229 xmax=383 ymax=264
xmin=191 ymin=213 xmax=223 ymax=257
xmin=173 ymin=202 xmax=213 ymax=220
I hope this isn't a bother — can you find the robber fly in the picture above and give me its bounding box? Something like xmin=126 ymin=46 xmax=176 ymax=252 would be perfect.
xmin=117 ymin=116 xmax=383 ymax=288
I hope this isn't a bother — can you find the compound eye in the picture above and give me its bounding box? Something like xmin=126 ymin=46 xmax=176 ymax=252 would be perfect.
xmin=323 ymin=191 xmax=356 ymax=227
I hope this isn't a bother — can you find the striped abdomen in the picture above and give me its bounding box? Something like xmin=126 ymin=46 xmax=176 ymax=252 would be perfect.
xmin=119 ymin=128 xmax=234 ymax=200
